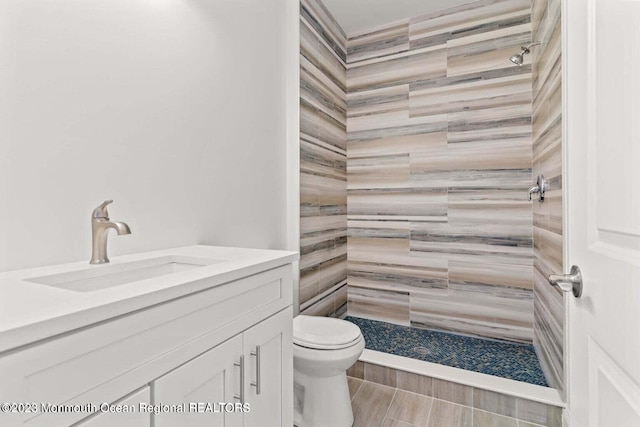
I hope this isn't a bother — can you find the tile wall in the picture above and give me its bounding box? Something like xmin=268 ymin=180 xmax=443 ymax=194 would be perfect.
xmin=345 ymin=0 xmax=536 ymax=343
xmin=531 ymin=0 xmax=564 ymax=390
xmin=299 ymin=0 xmax=348 ymax=317
xmin=299 ymin=0 xmax=565 ymax=388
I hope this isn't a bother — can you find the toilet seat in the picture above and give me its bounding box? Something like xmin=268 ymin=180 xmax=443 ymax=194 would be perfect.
xmin=293 ymin=315 xmax=363 ymax=350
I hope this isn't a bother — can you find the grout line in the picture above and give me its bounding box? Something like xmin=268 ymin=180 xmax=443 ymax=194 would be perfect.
xmin=351 ymin=379 xmax=364 ymax=401
xmin=380 ymin=387 xmax=398 ymax=427
xmin=350 ymin=378 xmax=364 ymax=401
xmin=473 ymin=408 xmax=523 ymax=424
xmin=423 ymin=394 xmax=433 ymax=427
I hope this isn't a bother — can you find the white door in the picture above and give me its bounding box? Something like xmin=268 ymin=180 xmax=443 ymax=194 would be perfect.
xmin=565 ymin=0 xmax=640 ymax=426
xmin=243 ymin=307 xmax=293 ymax=427
xmin=153 ymin=335 xmax=243 ymax=427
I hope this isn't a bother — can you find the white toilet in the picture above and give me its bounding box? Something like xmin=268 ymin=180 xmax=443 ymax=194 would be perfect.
xmin=293 ymin=315 xmax=365 ymax=427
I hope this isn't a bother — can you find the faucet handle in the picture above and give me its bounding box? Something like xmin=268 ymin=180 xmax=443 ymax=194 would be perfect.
xmin=92 ymin=200 xmax=113 ymax=219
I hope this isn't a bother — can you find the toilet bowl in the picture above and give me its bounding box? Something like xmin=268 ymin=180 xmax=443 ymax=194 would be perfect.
xmin=293 ymin=315 xmax=365 ymax=427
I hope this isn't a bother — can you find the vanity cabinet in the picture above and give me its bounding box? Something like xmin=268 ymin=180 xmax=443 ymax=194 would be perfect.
xmin=0 ymin=260 xmax=294 ymax=427
xmin=74 ymin=388 xmax=151 ymax=427
xmin=154 ymin=308 xmax=292 ymax=427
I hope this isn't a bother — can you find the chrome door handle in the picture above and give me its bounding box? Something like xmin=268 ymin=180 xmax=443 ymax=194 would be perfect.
xmin=250 ymin=345 xmax=261 ymax=395
xmin=548 ymin=265 xmax=583 ymax=298
xmin=234 ymin=355 xmax=245 ymax=403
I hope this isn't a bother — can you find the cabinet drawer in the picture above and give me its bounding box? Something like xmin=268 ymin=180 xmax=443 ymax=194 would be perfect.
xmin=0 ymin=265 xmax=292 ymax=427
xmin=74 ymin=387 xmax=150 ymax=427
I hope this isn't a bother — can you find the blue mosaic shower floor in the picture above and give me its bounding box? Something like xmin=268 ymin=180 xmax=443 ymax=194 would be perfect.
xmin=345 ymin=316 xmax=548 ymax=387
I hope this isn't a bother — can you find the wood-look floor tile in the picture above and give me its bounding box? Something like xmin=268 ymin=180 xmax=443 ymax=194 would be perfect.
xmin=348 ymin=377 xmax=363 ymax=400
xmin=385 ymin=390 xmax=433 ymax=426
xmin=517 ymin=421 xmax=546 ymax=427
xmin=473 ymin=408 xmax=518 ymax=427
xmin=352 ymin=381 xmax=396 ymax=427
xmin=382 ymin=419 xmax=419 ymax=427
xmin=427 ymin=399 xmax=472 ymax=427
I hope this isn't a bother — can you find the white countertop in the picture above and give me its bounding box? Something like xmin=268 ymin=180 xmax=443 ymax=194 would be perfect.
xmin=0 ymin=245 xmax=298 ymax=354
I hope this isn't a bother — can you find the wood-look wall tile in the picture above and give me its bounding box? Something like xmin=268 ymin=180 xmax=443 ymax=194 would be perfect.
xmin=347 ymin=84 xmax=409 ymax=119
xmin=348 ymin=132 xmax=447 ymax=159
xmin=347 ymin=49 xmax=447 ymax=92
xmin=533 ymin=267 xmax=563 ymax=388
xmin=409 ymin=222 xmax=532 ymax=259
xmin=300 ymin=0 xmax=347 ymax=62
xmin=409 ymin=138 xmax=532 ymax=172
xmin=300 ymin=0 xmax=347 ymax=317
xmin=348 ymin=285 xmax=411 ymax=325
xmin=349 ymin=118 xmax=448 ymax=144
xmin=347 ymin=154 xmax=410 ymax=187
xmin=348 ymin=261 xmax=448 ymax=293
xmin=473 ymin=389 xmax=517 ymax=418
xmin=348 ymin=23 xmax=410 ymax=64
xmin=433 ymin=379 xmax=473 ymax=406
xmin=411 ymin=284 xmax=534 ymax=343
xmin=347 ymin=360 xmax=365 ymax=379
xmin=449 ymin=260 xmax=533 ymax=290
xmin=300 ymin=290 xmax=335 ymax=317
xmin=516 ymin=398 xmax=562 ymax=427
xmin=396 ymin=370 xmax=434 ymax=396
xmin=365 ymin=363 xmax=398 ymax=388
xmin=409 ymin=0 xmax=530 ymax=45
xmin=410 ymin=73 xmax=531 ymax=118
xmin=348 ymin=188 xmax=447 ymax=218
xmin=410 ymin=169 xmax=532 ymax=191
xmin=447 ymin=24 xmax=532 ymax=77
xmin=341 ymin=0 xmax=546 ymax=345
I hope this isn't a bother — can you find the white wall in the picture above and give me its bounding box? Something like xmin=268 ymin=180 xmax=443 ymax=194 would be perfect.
xmin=0 ymin=0 xmax=297 ymax=272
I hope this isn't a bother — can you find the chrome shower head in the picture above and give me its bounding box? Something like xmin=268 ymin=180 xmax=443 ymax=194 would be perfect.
xmin=509 ymin=51 xmax=525 ymax=66
xmin=508 ymin=42 xmax=541 ymax=66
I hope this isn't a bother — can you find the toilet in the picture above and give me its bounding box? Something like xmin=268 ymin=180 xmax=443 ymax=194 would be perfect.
xmin=293 ymin=315 xmax=365 ymax=427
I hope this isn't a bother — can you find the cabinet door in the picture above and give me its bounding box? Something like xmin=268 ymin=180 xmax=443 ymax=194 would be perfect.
xmin=243 ymin=307 xmax=293 ymax=427
xmin=75 ymin=387 xmax=151 ymax=427
xmin=153 ymin=335 xmax=243 ymax=427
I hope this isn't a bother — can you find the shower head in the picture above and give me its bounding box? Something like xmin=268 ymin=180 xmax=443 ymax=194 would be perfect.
xmin=509 ymin=42 xmax=541 ymax=66
xmin=509 ymin=51 xmax=525 ymax=66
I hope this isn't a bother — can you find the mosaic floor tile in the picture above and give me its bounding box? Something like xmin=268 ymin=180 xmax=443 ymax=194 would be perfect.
xmin=345 ymin=316 xmax=548 ymax=386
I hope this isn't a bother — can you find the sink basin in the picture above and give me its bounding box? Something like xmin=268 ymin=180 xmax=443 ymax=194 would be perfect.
xmin=26 ymin=255 xmax=224 ymax=292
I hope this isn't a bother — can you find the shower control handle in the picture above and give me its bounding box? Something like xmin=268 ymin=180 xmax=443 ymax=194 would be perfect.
xmin=548 ymin=265 xmax=583 ymax=298
xmin=528 ymin=174 xmax=546 ymax=202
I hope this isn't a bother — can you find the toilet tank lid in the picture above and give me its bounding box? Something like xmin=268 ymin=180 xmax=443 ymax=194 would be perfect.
xmin=293 ymin=315 xmax=362 ymax=347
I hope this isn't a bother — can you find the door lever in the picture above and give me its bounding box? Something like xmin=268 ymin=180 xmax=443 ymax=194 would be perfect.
xmin=548 ymin=265 xmax=583 ymax=298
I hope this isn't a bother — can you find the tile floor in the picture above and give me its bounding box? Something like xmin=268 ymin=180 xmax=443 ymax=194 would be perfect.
xmin=348 ymin=377 xmax=551 ymax=427
xmin=345 ymin=316 xmax=548 ymax=386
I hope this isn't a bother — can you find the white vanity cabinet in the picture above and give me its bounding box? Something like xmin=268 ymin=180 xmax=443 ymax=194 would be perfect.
xmin=0 ymin=248 xmax=296 ymax=427
xmin=154 ymin=308 xmax=292 ymax=427
xmin=74 ymin=388 xmax=151 ymax=427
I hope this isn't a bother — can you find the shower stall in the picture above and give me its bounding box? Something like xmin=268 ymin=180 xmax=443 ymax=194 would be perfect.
xmin=299 ymin=0 xmax=564 ymax=401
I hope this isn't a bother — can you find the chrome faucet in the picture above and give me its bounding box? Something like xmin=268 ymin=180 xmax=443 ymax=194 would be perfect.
xmin=528 ymin=174 xmax=546 ymax=202
xmin=90 ymin=200 xmax=131 ymax=264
